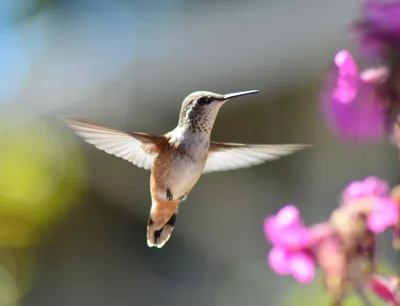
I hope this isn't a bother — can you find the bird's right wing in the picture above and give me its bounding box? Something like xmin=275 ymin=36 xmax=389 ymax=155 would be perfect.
xmin=62 ymin=117 xmax=165 ymax=170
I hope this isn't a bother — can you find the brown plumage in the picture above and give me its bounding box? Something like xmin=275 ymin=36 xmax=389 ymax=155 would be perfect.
xmin=62 ymin=90 xmax=310 ymax=248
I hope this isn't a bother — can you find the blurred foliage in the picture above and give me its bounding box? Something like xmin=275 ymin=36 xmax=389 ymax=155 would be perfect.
xmin=0 ymin=119 xmax=86 ymax=247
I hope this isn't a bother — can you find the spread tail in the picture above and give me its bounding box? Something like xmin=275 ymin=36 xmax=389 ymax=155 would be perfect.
xmin=147 ymin=199 xmax=179 ymax=248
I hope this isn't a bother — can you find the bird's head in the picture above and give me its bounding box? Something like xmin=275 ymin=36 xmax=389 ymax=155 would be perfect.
xmin=178 ymin=90 xmax=259 ymax=133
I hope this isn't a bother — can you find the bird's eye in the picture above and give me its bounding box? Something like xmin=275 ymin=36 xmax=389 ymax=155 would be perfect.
xmin=197 ymin=97 xmax=208 ymax=105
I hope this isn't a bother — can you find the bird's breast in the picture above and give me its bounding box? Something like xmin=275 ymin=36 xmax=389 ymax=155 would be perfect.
xmin=168 ymin=154 xmax=205 ymax=195
xmin=151 ymin=146 xmax=207 ymax=201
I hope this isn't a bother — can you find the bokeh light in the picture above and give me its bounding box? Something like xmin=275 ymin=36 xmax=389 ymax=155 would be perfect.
xmin=0 ymin=119 xmax=86 ymax=247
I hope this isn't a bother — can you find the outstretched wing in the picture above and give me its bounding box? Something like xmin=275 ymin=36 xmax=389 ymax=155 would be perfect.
xmin=203 ymin=142 xmax=309 ymax=173
xmin=62 ymin=117 xmax=165 ymax=170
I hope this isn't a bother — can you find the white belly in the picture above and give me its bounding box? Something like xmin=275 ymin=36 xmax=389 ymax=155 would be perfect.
xmin=154 ymin=130 xmax=210 ymax=201
xmin=166 ymin=156 xmax=204 ymax=199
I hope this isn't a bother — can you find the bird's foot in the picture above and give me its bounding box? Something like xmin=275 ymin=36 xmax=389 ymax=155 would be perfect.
xmin=178 ymin=194 xmax=187 ymax=201
xmin=166 ymin=189 xmax=173 ymax=201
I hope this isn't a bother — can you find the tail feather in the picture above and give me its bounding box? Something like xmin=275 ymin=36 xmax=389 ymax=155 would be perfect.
xmin=147 ymin=199 xmax=179 ymax=248
xmin=147 ymin=213 xmax=177 ymax=248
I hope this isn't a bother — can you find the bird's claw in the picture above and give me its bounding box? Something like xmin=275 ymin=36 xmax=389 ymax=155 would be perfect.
xmin=166 ymin=189 xmax=173 ymax=201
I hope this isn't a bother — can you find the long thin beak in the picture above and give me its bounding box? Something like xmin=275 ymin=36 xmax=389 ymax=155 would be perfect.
xmin=223 ymin=90 xmax=260 ymax=100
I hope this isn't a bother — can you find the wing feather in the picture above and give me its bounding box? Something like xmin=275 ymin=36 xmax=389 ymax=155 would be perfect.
xmin=203 ymin=142 xmax=309 ymax=173
xmin=62 ymin=117 xmax=164 ymax=170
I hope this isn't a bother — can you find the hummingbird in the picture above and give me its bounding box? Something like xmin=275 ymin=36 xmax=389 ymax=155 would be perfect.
xmin=63 ymin=90 xmax=308 ymax=248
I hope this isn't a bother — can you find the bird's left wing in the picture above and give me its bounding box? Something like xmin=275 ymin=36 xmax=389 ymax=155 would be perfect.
xmin=62 ymin=117 xmax=165 ymax=170
xmin=203 ymin=142 xmax=309 ymax=173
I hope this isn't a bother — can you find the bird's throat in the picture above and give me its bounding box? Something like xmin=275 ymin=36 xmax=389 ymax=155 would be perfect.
xmin=168 ymin=127 xmax=210 ymax=159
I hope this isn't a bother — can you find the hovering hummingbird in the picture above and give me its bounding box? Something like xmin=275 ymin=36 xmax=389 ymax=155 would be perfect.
xmin=63 ymin=90 xmax=308 ymax=248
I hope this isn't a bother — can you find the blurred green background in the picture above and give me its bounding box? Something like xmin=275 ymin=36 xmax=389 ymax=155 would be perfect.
xmin=0 ymin=0 xmax=398 ymax=305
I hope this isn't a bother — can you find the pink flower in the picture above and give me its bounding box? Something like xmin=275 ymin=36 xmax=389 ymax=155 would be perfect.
xmin=268 ymin=247 xmax=315 ymax=283
xmin=341 ymin=177 xmax=398 ymax=233
xmin=320 ymin=50 xmax=388 ymax=142
xmin=367 ymin=197 xmax=399 ymax=233
xmin=264 ymin=205 xmax=310 ymax=249
xmin=342 ymin=176 xmax=390 ymax=201
xmin=355 ymin=0 xmax=400 ymax=59
xmin=368 ymin=274 xmax=399 ymax=305
xmin=265 ymin=205 xmax=316 ymax=283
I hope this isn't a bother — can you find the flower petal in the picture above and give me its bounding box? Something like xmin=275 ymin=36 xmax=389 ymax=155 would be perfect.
xmin=268 ymin=247 xmax=290 ymax=275
xmin=264 ymin=205 xmax=310 ymax=249
xmin=368 ymin=274 xmax=397 ymax=303
xmin=320 ymin=50 xmax=387 ymax=142
xmin=275 ymin=205 xmax=301 ymax=227
xmin=289 ymin=252 xmax=315 ymax=283
xmin=264 ymin=216 xmax=280 ymax=245
xmin=333 ymin=50 xmax=358 ymax=104
xmin=367 ymin=198 xmax=399 ymax=233
xmin=363 ymin=176 xmax=390 ymax=196
xmin=342 ymin=177 xmax=390 ymax=201
xmin=279 ymin=227 xmax=310 ymax=249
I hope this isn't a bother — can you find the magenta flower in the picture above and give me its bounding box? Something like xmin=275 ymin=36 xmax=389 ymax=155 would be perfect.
xmin=367 ymin=197 xmax=399 ymax=233
xmin=320 ymin=50 xmax=388 ymax=142
xmin=264 ymin=205 xmax=310 ymax=249
xmin=355 ymin=0 xmax=400 ymax=59
xmin=341 ymin=177 xmax=398 ymax=232
xmin=264 ymin=205 xmax=315 ymax=283
xmin=342 ymin=176 xmax=390 ymax=201
xmin=264 ymin=178 xmax=400 ymax=295
xmin=268 ymin=247 xmax=315 ymax=283
xmin=368 ymin=274 xmax=399 ymax=305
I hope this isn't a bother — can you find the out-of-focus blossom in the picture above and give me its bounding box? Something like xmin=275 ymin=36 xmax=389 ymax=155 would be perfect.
xmin=342 ymin=176 xmax=390 ymax=201
xmin=313 ymin=234 xmax=348 ymax=301
xmin=264 ymin=205 xmax=310 ymax=249
xmin=355 ymin=0 xmax=400 ymax=59
xmin=264 ymin=177 xmax=400 ymax=304
xmin=354 ymin=0 xmax=400 ymax=115
xmin=268 ymin=246 xmax=315 ymax=283
xmin=320 ymin=50 xmax=388 ymax=142
xmin=367 ymin=197 xmax=399 ymax=233
xmin=368 ymin=274 xmax=400 ymax=305
xmin=341 ymin=176 xmax=398 ymax=233
xmin=323 ymin=1 xmax=400 ymax=145
xmin=264 ymin=205 xmax=315 ymax=283
xmin=341 ymin=177 xmax=399 ymax=233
